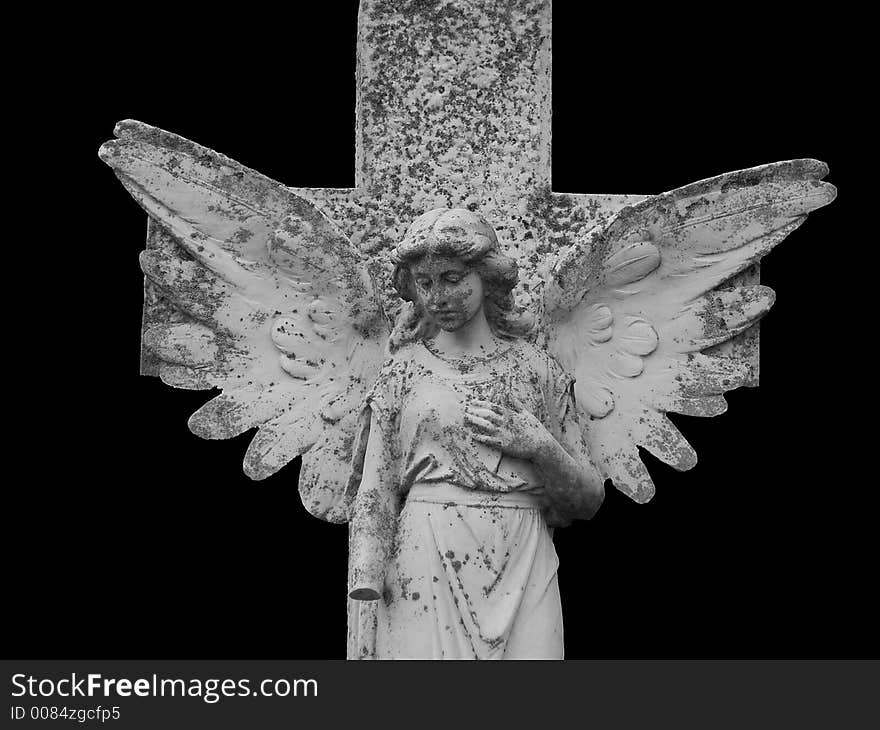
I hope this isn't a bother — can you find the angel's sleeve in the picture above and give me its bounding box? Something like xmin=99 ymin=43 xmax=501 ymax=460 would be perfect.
xmin=543 ymin=355 xmax=583 ymax=456
xmin=347 ymin=360 xmax=406 ymax=600
xmin=542 ymin=354 xmax=604 ymax=526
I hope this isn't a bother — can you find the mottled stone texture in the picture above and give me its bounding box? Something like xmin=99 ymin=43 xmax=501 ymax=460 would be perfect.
xmin=140 ymin=222 xmax=190 ymax=376
xmin=358 ymin=0 xmax=551 ymax=196
xmin=136 ymin=2 xmax=765 ymax=376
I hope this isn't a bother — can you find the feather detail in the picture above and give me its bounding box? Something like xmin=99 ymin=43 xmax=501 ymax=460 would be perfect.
xmin=674 ymin=395 xmax=728 ymax=418
xmin=158 ymin=364 xmax=217 ymax=391
xmin=584 ymin=304 xmax=613 ymax=344
xmin=576 ymin=378 xmax=615 ymax=419
xmin=547 ymin=160 xmax=836 ymax=316
xmin=676 ymin=354 xmax=751 ymax=397
xmin=600 ymin=447 xmax=656 ymax=504
xmin=670 ymin=286 xmax=776 ymax=352
xmin=243 ymin=415 xmax=324 ymax=481
xmin=139 ymin=249 xmax=233 ymax=329
xmin=299 ymin=409 xmax=365 ymax=523
xmin=602 ymin=242 xmax=661 ymax=289
xmin=187 ymin=386 xmax=308 ymax=440
xmin=143 ymin=323 xmax=218 ymax=368
xmin=638 ymin=411 xmax=698 ymax=472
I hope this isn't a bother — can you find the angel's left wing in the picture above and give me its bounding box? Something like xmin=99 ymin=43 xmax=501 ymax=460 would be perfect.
xmin=542 ymin=159 xmax=835 ymax=502
xmin=100 ymin=120 xmax=388 ymax=521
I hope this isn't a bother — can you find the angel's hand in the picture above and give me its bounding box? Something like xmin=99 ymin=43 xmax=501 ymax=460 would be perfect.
xmin=464 ymin=397 xmax=551 ymax=461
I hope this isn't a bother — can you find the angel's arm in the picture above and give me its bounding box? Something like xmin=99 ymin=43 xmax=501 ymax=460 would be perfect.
xmin=538 ymin=399 xmax=605 ymax=523
xmin=348 ymin=410 xmax=400 ymax=601
xmin=466 ymin=398 xmax=604 ymax=520
xmin=533 ymin=432 xmax=605 ymax=522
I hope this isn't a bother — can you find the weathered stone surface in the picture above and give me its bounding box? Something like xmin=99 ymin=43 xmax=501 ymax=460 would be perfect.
xmin=100 ymin=0 xmax=836 ymax=661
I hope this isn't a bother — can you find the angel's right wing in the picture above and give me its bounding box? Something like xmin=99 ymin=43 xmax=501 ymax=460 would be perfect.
xmin=100 ymin=120 xmax=388 ymax=522
xmin=542 ymin=159 xmax=835 ymax=503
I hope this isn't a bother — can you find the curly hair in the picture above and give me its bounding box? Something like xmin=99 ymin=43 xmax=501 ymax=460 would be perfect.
xmin=388 ymin=208 xmax=533 ymax=350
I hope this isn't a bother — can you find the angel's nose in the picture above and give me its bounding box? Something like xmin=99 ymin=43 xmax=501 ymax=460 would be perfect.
xmin=428 ymin=286 xmax=450 ymax=307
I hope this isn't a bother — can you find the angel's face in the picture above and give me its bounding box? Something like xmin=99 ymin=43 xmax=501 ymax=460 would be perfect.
xmin=411 ymin=254 xmax=484 ymax=332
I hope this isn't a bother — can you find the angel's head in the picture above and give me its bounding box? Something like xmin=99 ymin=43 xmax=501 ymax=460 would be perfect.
xmin=390 ymin=208 xmax=532 ymax=347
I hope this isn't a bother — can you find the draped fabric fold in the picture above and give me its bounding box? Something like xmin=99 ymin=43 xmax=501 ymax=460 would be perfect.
xmin=347 ymin=340 xmax=580 ymax=659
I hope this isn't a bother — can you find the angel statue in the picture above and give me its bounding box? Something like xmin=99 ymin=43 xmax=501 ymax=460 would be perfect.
xmin=99 ymin=120 xmax=834 ymax=660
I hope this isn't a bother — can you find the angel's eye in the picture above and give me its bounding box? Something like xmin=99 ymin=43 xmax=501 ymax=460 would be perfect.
xmin=443 ymin=274 xmax=463 ymax=284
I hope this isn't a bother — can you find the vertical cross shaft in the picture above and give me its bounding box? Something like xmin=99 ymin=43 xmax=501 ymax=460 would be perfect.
xmin=355 ymin=0 xmax=552 ymax=207
xmin=296 ymin=0 xmax=651 ymax=329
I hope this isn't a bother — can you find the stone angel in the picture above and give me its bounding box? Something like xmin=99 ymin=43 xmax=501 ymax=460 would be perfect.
xmin=100 ymin=120 xmax=835 ymax=659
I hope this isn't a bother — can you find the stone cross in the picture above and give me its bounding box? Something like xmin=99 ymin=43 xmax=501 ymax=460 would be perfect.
xmin=139 ymin=0 xmax=758 ymax=379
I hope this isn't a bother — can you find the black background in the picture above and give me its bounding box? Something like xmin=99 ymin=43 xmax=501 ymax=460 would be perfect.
xmin=11 ymin=3 xmax=871 ymax=661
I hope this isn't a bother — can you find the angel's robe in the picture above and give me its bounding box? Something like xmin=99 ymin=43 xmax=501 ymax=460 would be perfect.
xmin=347 ymin=338 xmax=586 ymax=659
